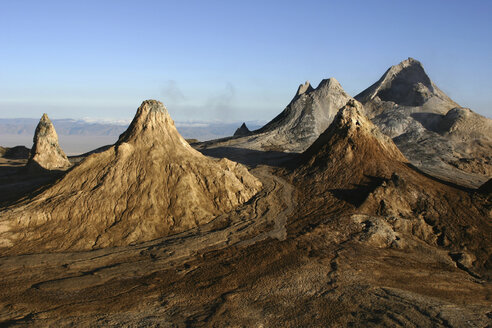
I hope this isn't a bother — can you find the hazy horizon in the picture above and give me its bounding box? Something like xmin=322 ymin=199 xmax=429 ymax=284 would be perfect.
xmin=0 ymin=0 xmax=491 ymax=122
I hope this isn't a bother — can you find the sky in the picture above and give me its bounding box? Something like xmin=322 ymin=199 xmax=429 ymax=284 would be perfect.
xmin=0 ymin=0 xmax=491 ymax=123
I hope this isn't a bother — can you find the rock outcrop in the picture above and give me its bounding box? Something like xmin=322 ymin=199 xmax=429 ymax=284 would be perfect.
xmin=233 ymin=122 xmax=251 ymax=136
xmin=356 ymin=58 xmax=492 ymax=187
xmin=26 ymin=113 xmax=71 ymax=172
xmin=0 ymin=100 xmax=262 ymax=253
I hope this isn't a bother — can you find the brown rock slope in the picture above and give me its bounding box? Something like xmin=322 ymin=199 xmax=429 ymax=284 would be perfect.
xmin=26 ymin=113 xmax=71 ymax=172
xmin=292 ymin=99 xmax=492 ymax=279
xmin=0 ymin=100 xmax=261 ymax=254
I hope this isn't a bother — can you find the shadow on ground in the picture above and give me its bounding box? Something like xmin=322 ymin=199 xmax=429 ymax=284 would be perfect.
xmin=0 ymin=161 xmax=66 ymax=207
xmin=198 ymin=146 xmax=298 ymax=168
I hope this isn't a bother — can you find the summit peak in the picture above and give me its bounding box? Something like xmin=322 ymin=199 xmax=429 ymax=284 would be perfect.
xmin=296 ymin=81 xmax=313 ymax=96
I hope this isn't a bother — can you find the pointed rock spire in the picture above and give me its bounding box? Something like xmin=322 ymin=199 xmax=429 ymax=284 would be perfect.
xmin=296 ymin=81 xmax=313 ymax=97
xmin=116 ymin=100 xmax=192 ymax=150
xmin=234 ymin=122 xmax=251 ymax=136
xmin=26 ymin=113 xmax=71 ymax=172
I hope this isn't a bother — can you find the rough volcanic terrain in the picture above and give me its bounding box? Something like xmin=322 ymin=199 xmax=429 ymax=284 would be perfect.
xmin=0 ymin=97 xmax=490 ymax=327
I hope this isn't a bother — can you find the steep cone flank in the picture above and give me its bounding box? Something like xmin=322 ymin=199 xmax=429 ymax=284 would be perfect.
xmin=298 ymin=99 xmax=407 ymax=179
xmin=197 ymin=78 xmax=352 ymax=153
xmin=26 ymin=113 xmax=71 ymax=172
xmin=0 ymin=100 xmax=262 ymax=254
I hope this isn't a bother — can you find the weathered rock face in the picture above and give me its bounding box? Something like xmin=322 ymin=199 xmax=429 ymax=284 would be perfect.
xmin=26 ymin=113 xmax=71 ymax=172
xmin=0 ymin=100 xmax=262 ymax=254
xmin=198 ymin=78 xmax=353 ymax=153
xmin=356 ymin=58 xmax=492 ymax=187
xmin=233 ymin=122 xmax=251 ymax=136
xmin=439 ymin=107 xmax=492 ymax=139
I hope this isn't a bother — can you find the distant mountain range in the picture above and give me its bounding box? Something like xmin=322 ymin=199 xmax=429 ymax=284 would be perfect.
xmin=0 ymin=118 xmax=264 ymax=154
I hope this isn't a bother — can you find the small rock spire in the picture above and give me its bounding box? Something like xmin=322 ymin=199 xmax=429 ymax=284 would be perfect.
xmin=27 ymin=113 xmax=71 ymax=172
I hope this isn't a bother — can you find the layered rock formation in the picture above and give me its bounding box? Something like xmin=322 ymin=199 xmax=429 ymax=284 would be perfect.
xmin=26 ymin=113 xmax=71 ymax=172
xmin=199 ymin=78 xmax=352 ymax=153
xmin=355 ymin=58 xmax=492 ymax=187
xmin=0 ymin=100 xmax=262 ymax=253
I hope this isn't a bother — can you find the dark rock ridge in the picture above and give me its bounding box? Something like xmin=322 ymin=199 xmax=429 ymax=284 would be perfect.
xmin=233 ymin=122 xmax=251 ymax=136
xmin=478 ymin=178 xmax=492 ymax=194
xmin=0 ymin=146 xmax=30 ymax=159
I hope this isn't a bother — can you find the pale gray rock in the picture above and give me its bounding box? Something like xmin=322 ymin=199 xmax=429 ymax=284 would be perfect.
xmin=200 ymin=78 xmax=353 ymax=153
xmin=356 ymin=58 xmax=492 ymax=187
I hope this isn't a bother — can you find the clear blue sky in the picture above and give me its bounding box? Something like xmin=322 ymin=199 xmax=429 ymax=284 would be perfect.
xmin=0 ymin=0 xmax=491 ymax=122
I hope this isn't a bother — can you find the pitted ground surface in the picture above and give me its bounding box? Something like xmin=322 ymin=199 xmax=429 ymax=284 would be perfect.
xmin=0 ymin=162 xmax=490 ymax=327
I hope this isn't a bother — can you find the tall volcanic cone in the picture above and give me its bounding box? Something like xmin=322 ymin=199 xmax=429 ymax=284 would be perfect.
xmin=356 ymin=58 xmax=491 ymax=187
xmin=356 ymin=57 xmax=458 ymax=117
xmin=254 ymin=78 xmax=352 ymax=152
xmin=0 ymin=100 xmax=262 ymax=254
xmin=26 ymin=113 xmax=71 ymax=172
